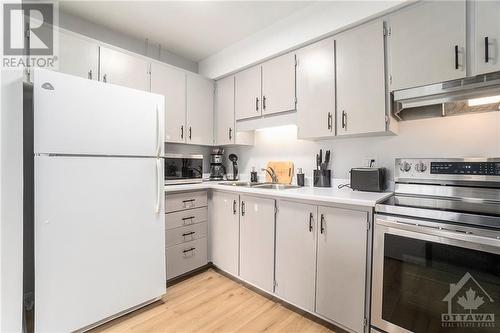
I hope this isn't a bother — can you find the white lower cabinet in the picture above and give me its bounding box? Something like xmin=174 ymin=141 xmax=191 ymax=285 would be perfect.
xmin=316 ymin=206 xmax=369 ymax=333
xmin=275 ymin=201 xmax=317 ymax=312
xmin=239 ymin=195 xmax=275 ymax=293
xmin=210 ymin=191 xmax=240 ymax=276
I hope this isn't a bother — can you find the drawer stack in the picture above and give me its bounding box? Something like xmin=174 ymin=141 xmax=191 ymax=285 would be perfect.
xmin=165 ymin=191 xmax=208 ymax=280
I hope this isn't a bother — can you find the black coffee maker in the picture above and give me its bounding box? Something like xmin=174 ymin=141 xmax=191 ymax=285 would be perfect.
xmin=209 ymin=148 xmax=226 ymax=181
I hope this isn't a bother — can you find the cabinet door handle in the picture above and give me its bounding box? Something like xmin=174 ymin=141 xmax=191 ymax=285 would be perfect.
xmin=341 ymin=110 xmax=347 ymax=129
xmin=263 ymin=96 xmax=266 ymax=110
xmin=454 ymin=45 xmax=459 ymax=69
xmin=103 ymin=74 xmax=107 ymax=83
xmin=320 ymin=214 xmax=325 ymax=234
xmin=327 ymin=112 xmax=332 ymax=130
xmin=189 ymin=127 xmax=192 ymax=140
xmin=88 ymin=70 xmax=92 ymax=80
xmin=233 ymin=200 xmax=237 ymax=215
xmin=485 ymin=37 xmax=490 ymax=63
xmin=309 ymin=212 xmax=313 ymax=232
xmin=229 ymin=127 xmax=232 ymax=141
xmin=181 ymin=125 xmax=184 ymax=139
xmin=256 ymin=97 xmax=259 ymax=111
xmin=241 ymin=201 xmax=245 ymax=216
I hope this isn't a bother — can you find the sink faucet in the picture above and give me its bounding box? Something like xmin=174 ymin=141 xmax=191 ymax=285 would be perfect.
xmin=261 ymin=167 xmax=278 ymax=183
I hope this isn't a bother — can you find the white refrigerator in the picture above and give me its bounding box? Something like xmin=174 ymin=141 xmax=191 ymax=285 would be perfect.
xmin=31 ymin=70 xmax=166 ymax=332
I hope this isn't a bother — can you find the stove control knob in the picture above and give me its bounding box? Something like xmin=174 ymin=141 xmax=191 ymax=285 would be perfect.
xmin=415 ymin=162 xmax=427 ymax=173
xmin=399 ymin=161 xmax=411 ymax=172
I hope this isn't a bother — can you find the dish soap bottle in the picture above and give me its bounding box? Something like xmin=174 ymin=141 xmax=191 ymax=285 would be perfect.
xmin=250 ymin=167 xmax=258 ymax=183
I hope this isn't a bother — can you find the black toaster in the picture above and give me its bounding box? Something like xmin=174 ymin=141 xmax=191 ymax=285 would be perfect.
xmin=350 ymin=167 xmax=386 ymax=192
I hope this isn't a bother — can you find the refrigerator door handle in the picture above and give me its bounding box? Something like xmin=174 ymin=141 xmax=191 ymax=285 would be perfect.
xmin=155 ymin=158 xmax=162 ymax=214
xmin=155 ymin=105 xmax=162 ymax=157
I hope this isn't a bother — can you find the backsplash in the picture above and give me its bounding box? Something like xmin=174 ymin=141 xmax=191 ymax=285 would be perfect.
xmin=166 ymin=111 xmax=500 ymax=185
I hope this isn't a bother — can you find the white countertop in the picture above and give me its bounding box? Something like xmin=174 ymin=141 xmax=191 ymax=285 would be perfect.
xmin=165 ymin=181 xmax=393 ymax=208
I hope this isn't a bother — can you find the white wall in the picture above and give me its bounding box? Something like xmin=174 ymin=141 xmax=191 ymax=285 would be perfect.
xmin=224 ymin=112 xmax=500 ymax=185
xmin=59 ymin=10 xmax=198 ymax=73
xmin=0 ymin=69 xmax=24 ymax=332
xmin=199 ymin=1 xmax=406 ymax=79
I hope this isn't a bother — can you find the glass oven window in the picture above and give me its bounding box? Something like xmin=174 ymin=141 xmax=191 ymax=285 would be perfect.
xmin=382 ymin=234 xmax=500 ymax=333
xmin=165 ymin=158 xmax=203 ymax=180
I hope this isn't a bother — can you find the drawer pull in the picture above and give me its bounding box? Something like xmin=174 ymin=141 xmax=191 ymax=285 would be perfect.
xmin=182 ymin=231 xmax=195 ymax=237
xmin=182 ymin=247 xmax=196 ymax=257
xmin=182 ymin=199 xmax=196 ymax=208
xmin=181 ymin=216 xmax=195 ymax=221
xmin=182 ymin=199 xmax=195 ymax=203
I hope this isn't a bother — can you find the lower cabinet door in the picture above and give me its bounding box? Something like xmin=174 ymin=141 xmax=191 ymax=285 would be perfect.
xmin=316 ymin=206 xmax=368 ymax=333
xmin=210 ymin=191 xmax=240 ymax=276
xmin=275 ymin=200 xmax=317 ymax=311
xmin=166 ymin=237 xmax=207 ymax=280
xmin=239 ymin=195 xmax=275 ymax=292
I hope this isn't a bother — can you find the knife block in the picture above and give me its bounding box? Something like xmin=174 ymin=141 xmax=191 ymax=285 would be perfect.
xmin=313 ymin=169 xmax=331 ymax=188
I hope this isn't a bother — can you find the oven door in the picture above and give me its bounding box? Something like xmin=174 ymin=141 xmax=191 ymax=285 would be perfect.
xmin=372 ymin=214 xmax=500 ymax=333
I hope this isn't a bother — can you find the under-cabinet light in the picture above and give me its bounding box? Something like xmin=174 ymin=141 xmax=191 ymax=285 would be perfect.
xmin=467 ymin=95 xmax=500 ymax=106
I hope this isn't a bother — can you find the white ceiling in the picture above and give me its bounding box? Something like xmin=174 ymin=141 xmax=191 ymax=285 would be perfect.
xmin=59 ymin=1 xmax=313 ymax=62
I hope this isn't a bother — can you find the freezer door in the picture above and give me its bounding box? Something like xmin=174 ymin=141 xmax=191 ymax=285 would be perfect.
xmin=34 ymin=155 xmax=166 ymax=333
xmin=33 ymin=69 xmax=164 ymax=156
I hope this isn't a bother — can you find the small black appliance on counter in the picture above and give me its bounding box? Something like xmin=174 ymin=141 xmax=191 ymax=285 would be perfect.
xmin=350 ymin=167 xmax=386 ymax=192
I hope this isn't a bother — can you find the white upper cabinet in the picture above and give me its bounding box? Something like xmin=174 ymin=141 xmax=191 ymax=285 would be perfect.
xmin=275 ymin=201 xmax=317 ymax=312
xmin=235 ymin=66 xmax=262 ymax=121
xmin=261 ymin=53 xmax=296 ymax=116
xmin=239 ymin=195 xmax=275 ymax=293
xmin=150 ymin=63 xmax=186 ymax=143
xmin=296 ymin=38 xmax=335 ymax=139
xmin=57 ymin=31 xmax=99 ymax=80
xmin=388 ymin=0 xmax=466 ymax=91
xmin=215 ymin=76 xmax=235 ymax=145
xmin=99 ymin=46 xmax=151 ymax=91
xmin=316 ymin=206 xmax=368 ymax=333
xmin=186 ymin=74 xmax=214 ymax=145
xmin=210 ymin=192 xmax=240 ymax=276
xmin=474 ymin=1 xmax=500 ymax=75
xmin=336 ymin=20 xmax=387 ymax=136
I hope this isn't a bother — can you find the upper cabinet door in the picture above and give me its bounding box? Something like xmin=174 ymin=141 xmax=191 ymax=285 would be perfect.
xmin=186 ymin=74 xmax=214 ymax=146
xmin=150 ymin=63 xmax=186 ymax=143
xmin=215 ymin=76 xmax=235 ymax=145
xmin=235 ymin=66 xmax=261 ymax=120
xmin=388 ymin=0 xmax=466 ymax=91
xmin=316 ymin=206 xmax=368 ymax=333
xmin=296 ymin=37 xmax=335 ymax=139
xmin=99 ymin=46 xmax=150 ymax=91
xmin=262 ymin=53 xmax=296 ymax=116
xmin=336 ymin=20 xmax=386 ymax=136
xmin=474 ymin=1 xmax=500 ymax=75
xmin=57 ymin=31 xmax=98 ymax=80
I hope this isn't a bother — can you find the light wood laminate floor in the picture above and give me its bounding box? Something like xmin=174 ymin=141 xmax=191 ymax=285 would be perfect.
xmin=90 ymin=269 xmax=336 ymax=333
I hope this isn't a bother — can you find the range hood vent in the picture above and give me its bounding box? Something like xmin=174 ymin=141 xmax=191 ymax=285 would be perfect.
xmin=393 ymin=71 xmax=500 ymax=120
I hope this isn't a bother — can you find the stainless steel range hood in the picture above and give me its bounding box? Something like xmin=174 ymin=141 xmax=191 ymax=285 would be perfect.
xmin=393 ymin=71 xmax=500 ymax=120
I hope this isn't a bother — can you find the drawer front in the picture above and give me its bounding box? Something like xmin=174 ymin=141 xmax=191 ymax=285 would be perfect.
xmin=166 ymin=238 xmax=207 ymax=279
xmin=165 ymin=207 xmax=207 ymax=230
xmin=166 ymin=222 xmax=207 ymax=248
xmin=166 ymin=191 xmax=208 ymax=213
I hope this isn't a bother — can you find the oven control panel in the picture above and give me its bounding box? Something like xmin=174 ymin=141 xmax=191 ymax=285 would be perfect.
xmin=430 ymin=162 xmax=500 ymax=175
xmin=395 ymin=158 xmax=500 ymax=181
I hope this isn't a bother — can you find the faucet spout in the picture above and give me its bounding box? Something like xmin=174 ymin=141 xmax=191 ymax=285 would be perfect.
xmin=261 ymin=167 xmax=278 ymax=183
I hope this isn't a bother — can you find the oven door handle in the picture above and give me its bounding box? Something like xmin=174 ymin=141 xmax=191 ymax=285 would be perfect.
xmin=376 ymin=217 xmax=500 ymax=251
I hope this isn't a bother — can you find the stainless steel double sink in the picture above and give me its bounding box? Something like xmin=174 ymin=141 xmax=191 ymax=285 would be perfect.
xmin=218 ymin=181 xmax=299 ymax=190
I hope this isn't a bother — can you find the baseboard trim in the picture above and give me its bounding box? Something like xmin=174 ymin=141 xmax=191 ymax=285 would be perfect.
xmin=166 ymin=263 xmax=212 ymax=286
